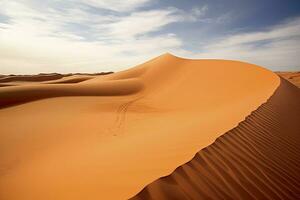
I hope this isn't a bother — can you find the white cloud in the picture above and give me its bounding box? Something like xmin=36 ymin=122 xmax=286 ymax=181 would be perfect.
xmin=0 ymin=32 xmax=181 ymax=74
xmin=0 ymin=0 xmax=299 ymax=73
xmin=0 ymin=0 xmax=211 ymax=74
xmin=72 ymin=0 xmax=151 ymax=12
xmin=103 ymin=8 xmax=180 ymax=39
xmin=210 ymin=18 xmax=300 ymax=48
xmin=179 ymin=17 xmax=300 ymax=71
xmin=0 ymin=0 xmax=188 ymax=74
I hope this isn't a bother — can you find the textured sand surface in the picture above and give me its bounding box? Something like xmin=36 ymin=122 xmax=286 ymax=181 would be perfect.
xmin=277 ymin=71 xmax=300 ymax=87
xmin=0 ymin=54 xmax=279 ymax=200
xmin=131 ymin=78 xmax=300 ymax=199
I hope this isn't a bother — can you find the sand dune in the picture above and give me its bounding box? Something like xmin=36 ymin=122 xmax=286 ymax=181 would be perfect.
xmin=0 ymin=54 xmax=281 ymax=200
xmin=0 ymin=73 xmax=66 ymax=83
xmin=0 ymin=72 xmax=113 ymax=84
xmin=277 ymin=71 xmax=300 ymax=87
xmin=0 ymin=74 xmax=141 ymax=108
xmin=130 ymin=78 xmax=300 ymax=199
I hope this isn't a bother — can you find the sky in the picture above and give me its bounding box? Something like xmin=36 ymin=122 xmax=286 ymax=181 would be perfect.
xmin=0 ymin=0 xmax=300 ymax=74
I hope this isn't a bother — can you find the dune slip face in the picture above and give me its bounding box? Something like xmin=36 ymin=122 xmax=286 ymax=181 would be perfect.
xmin=131 ymin=78 xmax=300 ymax=200
xmin=0 ymin=54 xmax=279 ymax=200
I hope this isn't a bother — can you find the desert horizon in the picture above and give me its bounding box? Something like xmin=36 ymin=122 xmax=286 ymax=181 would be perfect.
xmin=1 ymin=68 xmax=299 ymax=87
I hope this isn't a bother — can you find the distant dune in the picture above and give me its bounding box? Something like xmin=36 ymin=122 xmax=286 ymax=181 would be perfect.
xmin=276 ymin=71 xmax=300 ymax=87
xmin=1 ymin=54 xmax=299 ymax=200
xmin=0 ymin=73 xmax=66 ymax=83
xmin=0 ymin=72 xmax=112 ymax=83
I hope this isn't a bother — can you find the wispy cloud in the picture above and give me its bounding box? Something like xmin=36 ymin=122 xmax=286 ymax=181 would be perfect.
xmin=102 ymin=8 xmax=180 ymax=39
xmin=0 ymin=0 xmax=204 ymax=74
xmin=182 ymin=17 xmax=300 ymax=71
xmin=0 ymin=0 xmax=299 ymax=74
xmin=71 ymin=0 xmax=151 ymax=12
xmin=210 ymin=18 xmax=300 ymax=48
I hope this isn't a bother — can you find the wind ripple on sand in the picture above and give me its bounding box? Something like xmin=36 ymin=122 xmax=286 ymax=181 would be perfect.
xmin=130 ymin=78 xmax=300 ymax=200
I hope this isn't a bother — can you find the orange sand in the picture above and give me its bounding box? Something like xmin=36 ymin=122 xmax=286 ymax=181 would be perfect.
xmin=0 ymin=54 xmax=279 ymax=200
xmin=131 ymin=78 xmax=300 ymax=199
xmin=276 ymin=71 xmax=300 ymax=87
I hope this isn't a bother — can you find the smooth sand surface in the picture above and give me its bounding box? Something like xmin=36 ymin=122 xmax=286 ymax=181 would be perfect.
xmin=0 ymin=54 xmax=279 ymax=200
xmin=131 ymin=78 xmax=300 ymax=199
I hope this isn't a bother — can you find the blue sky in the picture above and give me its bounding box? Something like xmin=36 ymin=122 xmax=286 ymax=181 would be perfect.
xmin=0 ymin=0 xmax=300 ymax=74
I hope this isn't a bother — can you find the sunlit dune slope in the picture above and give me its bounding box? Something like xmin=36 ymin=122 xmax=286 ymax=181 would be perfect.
xmin=131 ymin=78 xmax=300 ymax=200
xmin=0 ymin=53 xmax=279 ymax=200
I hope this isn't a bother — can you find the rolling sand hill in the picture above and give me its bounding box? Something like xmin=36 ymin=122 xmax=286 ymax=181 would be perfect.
xmin=0 ymin=54 xmax=299 ymax=200
xmin=0 ymin=72 xmax=112 ymax=88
